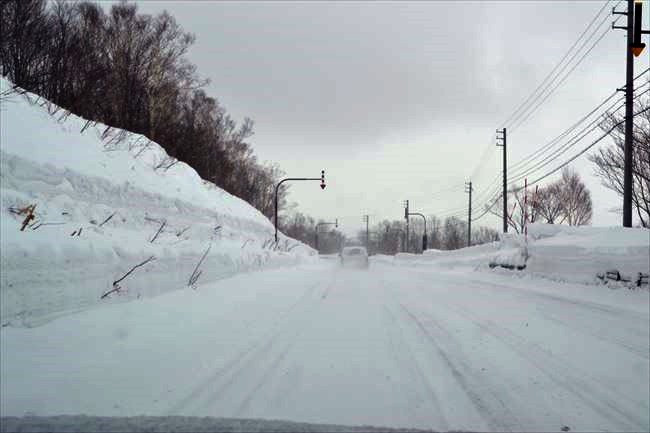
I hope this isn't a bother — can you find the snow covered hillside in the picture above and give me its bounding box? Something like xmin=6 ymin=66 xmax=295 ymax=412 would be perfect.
xmin=0 ymin=78 xmax=315 ymax=327
xmin=374 ymin=223 xmax=649 ymax=286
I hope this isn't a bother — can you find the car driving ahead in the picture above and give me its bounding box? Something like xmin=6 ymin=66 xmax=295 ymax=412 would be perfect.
xmin=340 ymin=246 xmax=369 ymax=269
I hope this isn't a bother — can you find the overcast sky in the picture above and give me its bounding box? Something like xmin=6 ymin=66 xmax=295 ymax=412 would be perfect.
xmin=130 ymin=0 xmax=648 ymax=237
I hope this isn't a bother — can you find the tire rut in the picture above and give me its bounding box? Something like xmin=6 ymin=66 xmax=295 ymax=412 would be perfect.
xmin=397 ymin=303 xmax=523 ymax=432
xmin=166 ymin=278 xmax=327 ymax=415
xmin=450 ymin=303 xmax=648 ymax=431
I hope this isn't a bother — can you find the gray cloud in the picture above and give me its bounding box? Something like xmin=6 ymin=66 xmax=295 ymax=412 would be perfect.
xmin=131 ymin=0 xmax=640 ymax=233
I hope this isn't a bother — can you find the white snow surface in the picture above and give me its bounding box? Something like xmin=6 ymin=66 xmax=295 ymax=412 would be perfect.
xmin=0 ymin=77 xmax=315 ymax=327
xmin=1 ymin=264 xmax=648 ymax=431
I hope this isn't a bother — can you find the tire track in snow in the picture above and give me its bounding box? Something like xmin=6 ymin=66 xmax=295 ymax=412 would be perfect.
xmin=397 ymin=304 xmax=524 ymax=432
xmin=457 ymin=276 xmax=650 ymax=360
xmin=166 ymin=277 xmax=329 ymax=415
xmin=381 ymin=301 xmax=449 ymax=431
xmin=450 ymin=303 xmax=648 ymax=432
xmin=537 ymin=309 xmax=650 ymax=360
xmin=228 ymin=274 xmax=337 ymax=417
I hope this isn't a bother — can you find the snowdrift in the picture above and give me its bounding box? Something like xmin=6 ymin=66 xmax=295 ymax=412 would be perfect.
xmin=372 ymin=224 xmax=649 ymax=286
xmin=0 ymin=78 xmax=315 ymax=327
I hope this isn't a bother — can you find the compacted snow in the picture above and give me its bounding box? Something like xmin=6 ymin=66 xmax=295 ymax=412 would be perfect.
xmin=1 ymin=263 xmax=648 ymax=432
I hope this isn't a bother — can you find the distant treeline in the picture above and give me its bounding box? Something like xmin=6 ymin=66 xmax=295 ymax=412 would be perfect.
xmin=1 ymin=0 xmax=287 ymax=219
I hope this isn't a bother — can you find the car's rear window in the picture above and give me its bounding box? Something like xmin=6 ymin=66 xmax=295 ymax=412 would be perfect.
xmin=345 ymin=248 xmax=363 ymax=256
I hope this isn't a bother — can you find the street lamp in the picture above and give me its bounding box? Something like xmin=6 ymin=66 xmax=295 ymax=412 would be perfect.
xmin=315 ymin=219 xmax=338 ymax=253
xmin=274 ymin=170 xmax=326 ymax=243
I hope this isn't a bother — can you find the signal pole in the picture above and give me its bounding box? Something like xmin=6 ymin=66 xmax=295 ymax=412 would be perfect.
xmin=403 ymin=200 xmax=409 ymax=253
xmin=465 ymin=180 xmax=473 ymax=247
xmin=362 ymin=215 xmax=369 ymax=252
xmin=274 ymin=170 xmax=326 ymax=243
xmin=496 ymin=128 xmax=507 ymax=233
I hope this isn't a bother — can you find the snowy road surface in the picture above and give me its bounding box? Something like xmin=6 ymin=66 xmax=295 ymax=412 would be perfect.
xmin=2 ymin=261 xmax=649 ymax=432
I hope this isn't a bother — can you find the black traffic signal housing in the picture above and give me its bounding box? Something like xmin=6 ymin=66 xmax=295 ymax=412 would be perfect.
xmin=632 ymin=0 xmax=646 ymax=57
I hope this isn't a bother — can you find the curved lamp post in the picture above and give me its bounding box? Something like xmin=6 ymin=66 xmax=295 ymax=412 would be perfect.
xmin=315 ymin=219 xmax=338 ymax=252
xmin=274 ymin=170 xmax=326 ymax=243
xmin=407 ymin=212 xmax=427 ymax=252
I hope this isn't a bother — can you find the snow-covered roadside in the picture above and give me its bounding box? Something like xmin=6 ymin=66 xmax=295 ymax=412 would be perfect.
xmin=372 ymin=224 xmax=649 ymax=288
xmin=0 ymin=78 xmax=315 ymax=327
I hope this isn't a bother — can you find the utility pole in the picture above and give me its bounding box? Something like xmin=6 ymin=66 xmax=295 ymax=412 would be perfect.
xmin=403 ymin=200 xmax=409 ymax=253
xmin=362 ymin=215 xmax=369 ymax=252
xmin=496 ymin=128 xmax=507 ymax=233
xmin=465 ymin=180 xmax=473 ymax=247
xmin=614 ymin=0 xmax=648 ymax=226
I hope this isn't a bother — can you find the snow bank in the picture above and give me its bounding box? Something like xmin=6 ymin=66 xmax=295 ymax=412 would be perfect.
xmin=525 ymin=224 xmax=649 ymax=285
xmin=0 ymin=78 xmax=315 ymax=327
xmin=372 ymin=224 xmax=649 ymax=287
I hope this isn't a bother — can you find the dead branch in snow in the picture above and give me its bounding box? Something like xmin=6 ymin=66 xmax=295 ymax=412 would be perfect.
xmin=101 ymin=256 xmax=156 ymax=299
xmin=188 ymin=244 xmax=212 ymax=288
xmin=150 ymin=220 xmax=166 ymax=243
xmin=98 ymin=212 xmax=116 ymax=227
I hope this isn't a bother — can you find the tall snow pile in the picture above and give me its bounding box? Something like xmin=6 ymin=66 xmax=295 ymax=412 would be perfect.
xmin=0 ymin=77 xmax=315 ymax=327
xmin=373 ymin=224 xmax=649 ymax=286
xmin=524 ymin=223 xmax=649 ymax=285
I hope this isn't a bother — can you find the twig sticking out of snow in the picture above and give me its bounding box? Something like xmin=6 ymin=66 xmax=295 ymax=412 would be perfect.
xmin=101 ymin=256 xmax=156 ymax=299
xmin=150 ymin=220 xmax=167 ymax=243
xmin=188 ymin=244 xmax=212 ymax=288
xmin=18 ymin=204 xmax=36 ymax=231
xmin=98 ymin=212 xmax=116 ymax=227
xmin=31 ymin=222 xmax=66 ymax=230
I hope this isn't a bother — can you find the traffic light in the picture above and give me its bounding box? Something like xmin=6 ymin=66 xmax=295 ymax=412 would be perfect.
xmin=404 ymin=200 xmax=409 ymax=220
xmin=632 ymin=0 xmax=646 ymax=57
xmin=320 ymin=170 xmax=326 ymax=189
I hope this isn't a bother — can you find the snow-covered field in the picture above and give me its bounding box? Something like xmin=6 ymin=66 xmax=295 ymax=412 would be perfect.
xmin=0 ymin=78 xmax=315 ymax=327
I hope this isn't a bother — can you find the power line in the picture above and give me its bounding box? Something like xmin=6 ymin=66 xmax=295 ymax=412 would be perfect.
xmin=510 ymin=80 xmax=649 ymax=184
xmin=509 ymin=91 xmax=621 ymax=173
xmin=509 ymin=12 xmax=621 ymax=134
xmin=509 ymin=99 xmax=626 ymax=182
xmin=511 ymin=105 xmax=650 ymax=193
xmin=500 ymin=0 xmax=615 ymax=128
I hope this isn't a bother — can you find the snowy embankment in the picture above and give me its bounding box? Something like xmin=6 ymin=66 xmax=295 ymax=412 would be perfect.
xmin=0 ymin=78 xmax=315 ymax=327
xmin=372 ymin=224 xmax=649 ymax=286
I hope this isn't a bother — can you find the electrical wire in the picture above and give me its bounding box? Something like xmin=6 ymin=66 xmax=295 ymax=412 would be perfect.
xmin=500 ymin=0 xmax=616 ymax=128
xmin=509 ymin=13 xmax=621 ymax=134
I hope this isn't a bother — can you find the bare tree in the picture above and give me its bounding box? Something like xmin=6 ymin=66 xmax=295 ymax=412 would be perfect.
xmin=534 ymin=182 xmax=565 ymax=224
xmin=556 ymin=167 xmax=592 ymax=226
xmin=443 ymin=216 xmax=466 ymax=250
xmin=589 ymin=93 xmax=650 ymax=227
xmin=486 ymin=186 xmax=527 ymax=234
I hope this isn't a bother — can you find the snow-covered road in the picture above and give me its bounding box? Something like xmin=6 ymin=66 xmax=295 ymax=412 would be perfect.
xmin=2 ymin=261 xmax=648 ymax=432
